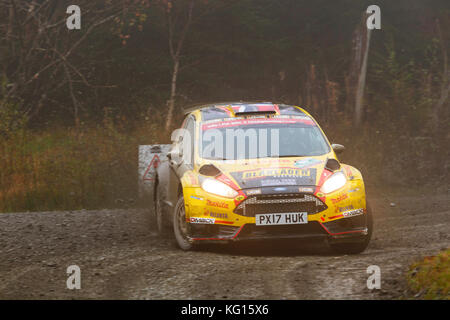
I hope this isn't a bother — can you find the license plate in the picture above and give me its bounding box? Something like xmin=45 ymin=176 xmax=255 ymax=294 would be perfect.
xmin=255 ymin=212 xmax=308 ymax=226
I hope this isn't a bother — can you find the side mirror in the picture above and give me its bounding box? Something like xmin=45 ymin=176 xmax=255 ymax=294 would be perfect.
xmin=331 ymin=143 xmax=345 ymax=155
xmin=168 ymin=147 xmax=183 ymax=166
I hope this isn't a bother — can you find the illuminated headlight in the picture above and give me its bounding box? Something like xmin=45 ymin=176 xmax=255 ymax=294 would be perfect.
xmin=201 ymin=178 xmax=238 ymax=198
xmin=320 ymin=171 xmax=347 ymax=194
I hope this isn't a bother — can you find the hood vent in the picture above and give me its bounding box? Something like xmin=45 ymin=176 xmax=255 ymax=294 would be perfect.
xmin=325 ymin=158 xmax=341 ymax=171
xmin=199 ymin=164 xmax=221 ymax=177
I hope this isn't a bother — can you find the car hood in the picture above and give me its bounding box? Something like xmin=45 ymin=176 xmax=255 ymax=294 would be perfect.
xmin=202 ymin=154 xmax=333 ymax=189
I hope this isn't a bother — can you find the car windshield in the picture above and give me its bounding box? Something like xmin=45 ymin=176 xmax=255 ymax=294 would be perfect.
xmin=200 ymin=117 xmax=330 ymax=160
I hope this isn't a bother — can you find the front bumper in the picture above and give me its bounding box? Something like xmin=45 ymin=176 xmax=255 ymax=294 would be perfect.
xmin=189 ymin=214 xmax=367 ymax=243
xmin=184 ymin=184 xmax=368 ymax=244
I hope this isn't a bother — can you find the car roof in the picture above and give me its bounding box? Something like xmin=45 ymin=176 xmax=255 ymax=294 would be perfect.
xmin=183 ymin=101 xmax=272 ymax=115
xmin=183 ymin=101 xmax=311 ymax=121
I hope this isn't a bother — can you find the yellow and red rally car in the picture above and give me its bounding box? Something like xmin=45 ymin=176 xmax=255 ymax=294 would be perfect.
xmin=139 ymin=102 xmax=372 ymax=253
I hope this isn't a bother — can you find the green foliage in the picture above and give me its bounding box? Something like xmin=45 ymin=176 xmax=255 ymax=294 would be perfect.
xmin=0 ymin=102 xmax=28 ymax=138
xmin=369 ymin=38 xmax=435 ymax=135
xmin=407 ymin=249 xmax=450 ymax=300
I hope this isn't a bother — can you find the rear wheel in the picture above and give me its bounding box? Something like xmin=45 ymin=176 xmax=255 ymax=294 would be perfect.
xmin=173 ymin=195 xmax=196 ymax=250
xmin=329 ymin=202 xmax=373 ymax=254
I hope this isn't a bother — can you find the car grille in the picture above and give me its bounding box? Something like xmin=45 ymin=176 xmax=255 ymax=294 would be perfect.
xmin=234 ymin=193 xmax=327 ymax=217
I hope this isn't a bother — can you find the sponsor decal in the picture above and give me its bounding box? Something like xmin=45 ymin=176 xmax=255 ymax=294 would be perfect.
xmin=189 ymin=217 xmax=215 ymax=224
xmin=231 ymin=167 xmax=316 ymax=188
xmin=216 ymin=174 xmax=240 ymax=191
xmin=261 ymin=179 xmax=297 ymax=186
xmin=209 ymin=212 xmax=228 ymax=219
xmin=331 ymin=193 xmax=348 ymax=204
xmin=246 ymin=188 xmax=261 ymax=195
xmin=242 ymin=168 xmax=313 ymax=180
xmin=335 ymin=204 xmax=354 ymax=213
xmin=206 ymin=199 xmax=229 ymax=209
xmin=190 ymin=195 xmax=203 ymax=200
xmin=294 ymin=158 xmax=322 ymax=168
xmin=343 ymin=166 xmax=354 ymax=179
xmin=342 ymin=208 xmax=364 ymax=218
xmin=202 ymin=117 xmax=314 ymax=131
xmin=343 ymin=165 xmax=351 ymax=175
xmin=246 ymin=158 xmax=291 ymax=165
xmin=299 ymin=187 xmax=314 ymax=193
xmin=231 ymin=103 xmax=278 ymax=114
xmin=234 ymin=190 xmax=247 ymax=207
xmin=347 ymin=188 xmax=360 ymax=193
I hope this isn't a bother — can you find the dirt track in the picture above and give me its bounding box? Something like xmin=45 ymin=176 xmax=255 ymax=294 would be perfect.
xmin=0 ymin=188 xmax=449 ymax=299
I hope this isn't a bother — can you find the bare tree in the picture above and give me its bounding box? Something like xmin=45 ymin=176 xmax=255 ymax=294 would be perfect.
xmin=160 ymin=0 xmax=235 ymax=131
xmin=0 ymin=0 xmax=146 ymax=126
xmin=353 ymin=14 xmax=372 ymax=127
xmin=163 ymin=0 xmax=195 ymax=131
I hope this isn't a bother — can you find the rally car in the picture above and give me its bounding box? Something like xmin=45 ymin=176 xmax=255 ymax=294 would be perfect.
xmin=138 ymin=102 xmax=373 ymax=253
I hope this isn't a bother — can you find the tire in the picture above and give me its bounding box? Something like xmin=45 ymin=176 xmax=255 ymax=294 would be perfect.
xmin=173 ymin=195 xmax=196 ymax=251
xmin=329 ymin=202 xmax=373 ymax=254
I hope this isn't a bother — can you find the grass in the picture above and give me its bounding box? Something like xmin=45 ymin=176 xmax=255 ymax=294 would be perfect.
xmin=407 ymin=249 xmax=450 ymax=300
xmin=0 ymin=119 xmax=164 ymax=213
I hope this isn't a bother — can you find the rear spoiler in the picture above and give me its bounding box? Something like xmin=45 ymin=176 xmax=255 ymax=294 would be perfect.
xmin=138 ymin=144 xmax=171 ymax=199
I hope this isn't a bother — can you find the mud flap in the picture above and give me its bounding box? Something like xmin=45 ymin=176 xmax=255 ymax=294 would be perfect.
xmin=138 ymin=144 xmax=171 ymax=205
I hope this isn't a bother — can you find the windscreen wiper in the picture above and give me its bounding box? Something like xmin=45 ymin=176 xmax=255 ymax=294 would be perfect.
xmin=268 ymin=154 xmax=307 ymax=158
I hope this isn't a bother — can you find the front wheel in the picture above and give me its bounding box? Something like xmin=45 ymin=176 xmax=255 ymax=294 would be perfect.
xmin=329 ymin=202 xmax=373 ymax=254
xmin=173 ymin=195 xmax=196 ymax=250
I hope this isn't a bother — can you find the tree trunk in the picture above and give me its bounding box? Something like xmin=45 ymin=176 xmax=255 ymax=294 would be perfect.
xmin=164 ymin=0 xmax=195 ymax=131
xmin=165 ymin=58 xmax=180 ymax=131
xmin=354 ymin=26 xmax=372 ymax=127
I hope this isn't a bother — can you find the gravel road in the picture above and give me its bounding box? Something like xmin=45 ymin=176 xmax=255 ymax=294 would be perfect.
xmin=0 ymin=189 xmax=448 ymax=299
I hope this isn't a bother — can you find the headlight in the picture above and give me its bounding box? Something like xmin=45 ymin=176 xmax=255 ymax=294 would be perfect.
xmin=201 ymin=178 xmax=238 ymax=198
xmin=320 ymin=171 xmax=347 ymax=194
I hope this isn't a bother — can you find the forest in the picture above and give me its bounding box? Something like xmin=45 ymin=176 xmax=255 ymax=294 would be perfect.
xmin=0 ymin=0 xmax=448 ymax=212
